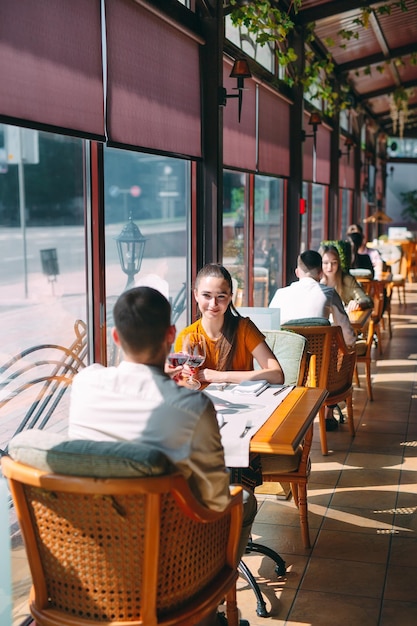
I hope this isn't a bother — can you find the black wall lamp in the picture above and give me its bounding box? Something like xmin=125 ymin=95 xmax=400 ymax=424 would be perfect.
xmin=301 ymin=111 xmax=322 ymax=151
xmin=115 ymin=212 xmax=147 ymax=291
xmin=219 ymin=59 xmax=252 ymax=123
xmin=339 ymin=136 xmax=355 ymax=163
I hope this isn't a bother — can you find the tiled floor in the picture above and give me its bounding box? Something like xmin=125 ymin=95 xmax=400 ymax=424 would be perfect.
xmin=9 ymin=284 xmax=417 ymax=626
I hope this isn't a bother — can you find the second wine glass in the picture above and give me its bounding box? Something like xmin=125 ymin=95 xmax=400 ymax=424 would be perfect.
xmin=182 ymin=332 xmax=206 ymax=390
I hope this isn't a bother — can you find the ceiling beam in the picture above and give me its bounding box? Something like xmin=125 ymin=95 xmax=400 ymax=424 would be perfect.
xmin=296 ymin=0 xmax=373 ymax=25
xmin=358 ymin=79 xmax=417 ymax=101
xmin=337 ymin=43 xmax=417 ymax=73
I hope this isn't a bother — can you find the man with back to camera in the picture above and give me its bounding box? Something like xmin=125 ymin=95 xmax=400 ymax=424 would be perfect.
xmin=68 ymin=286 xmax=256 ymax=626
xmin=269 ymin=250 xmax=356 ymax=432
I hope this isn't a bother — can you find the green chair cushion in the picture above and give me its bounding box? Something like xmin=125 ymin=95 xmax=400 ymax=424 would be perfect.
xmin=355 ymin=339 xmax=368 ymax=357
xmin=282 ymin=317 xmax=331 ymax=327
xmin=7 ymin=431 xmax=174 ymax=478
xmin=260 ymin=446 xmax=302 ymax=474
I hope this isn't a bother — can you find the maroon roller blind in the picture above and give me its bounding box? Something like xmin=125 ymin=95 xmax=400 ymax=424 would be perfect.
xmin=0 ymin=0 xmax=104 ymax=139
xmin=303 ymin=112 xmax=314 ymax=182
xmin=223 ymin=60 xmax=256 ymax=170
xmin=339 ymin=138 xmax=355 ymax=189
xmin=258 ymin=86 xmax=290 ymax=177
xmin=105 ymin=0 xmax=201 ymax=157
xmin=315 ymin=124 xmax=331 ymax=185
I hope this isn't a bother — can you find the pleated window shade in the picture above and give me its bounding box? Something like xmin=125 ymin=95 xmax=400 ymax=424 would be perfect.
xmin=257 ymin=85 xmax=290 ymax=177
xmin=0 ymin=0 xmax=104 ymax=139
xmin=105 ymin=0 xmax=201 ymax=157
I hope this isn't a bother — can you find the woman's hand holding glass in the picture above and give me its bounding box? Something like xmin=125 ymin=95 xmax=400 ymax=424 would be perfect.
xmin=181 ymin=332 xmax=207 ymax=390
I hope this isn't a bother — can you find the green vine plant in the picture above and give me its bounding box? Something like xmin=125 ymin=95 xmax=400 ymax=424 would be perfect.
xmin=229 ymin=0 xmax=416 ymax=117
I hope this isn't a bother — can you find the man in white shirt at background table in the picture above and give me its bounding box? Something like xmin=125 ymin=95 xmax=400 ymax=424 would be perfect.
xmin=269 ymin=250 xmax=356 ymax=432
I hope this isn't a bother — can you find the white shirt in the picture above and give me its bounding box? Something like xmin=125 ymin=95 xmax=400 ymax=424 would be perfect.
xmin=269 ymin=277 xmax=356 ymax=347
xmin=69 ymin=361 xmax=231 ymax=512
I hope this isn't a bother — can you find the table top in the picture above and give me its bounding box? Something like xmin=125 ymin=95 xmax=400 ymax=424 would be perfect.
xmin=249 ymin=386 xmax=328 ymax=456
xmin=348 ymin=307 xmax=372 ymax=331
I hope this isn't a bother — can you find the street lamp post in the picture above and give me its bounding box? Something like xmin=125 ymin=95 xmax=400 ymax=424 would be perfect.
xmin=115 ymin=212 xmax=147 ymax=290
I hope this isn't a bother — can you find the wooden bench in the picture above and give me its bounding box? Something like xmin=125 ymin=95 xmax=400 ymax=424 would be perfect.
xmin=0 ymin=319 xmax=87 ymax=456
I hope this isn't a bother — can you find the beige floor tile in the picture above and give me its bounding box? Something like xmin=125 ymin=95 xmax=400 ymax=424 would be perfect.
xmin=389 ymin=535 xmax=417 ymax=566
xmin=300 ymin=557 xmax=386 ymax=598
xmin=384 ymin=564 xmax=417 ymax=602
xmin=357 ymin=419 xmax=408 ymax=435
xmin=286 ymin=590 xmax=381 ymax=626
xmin=336 ymin=467 xmax=401 ymax=489
xmin=313 ymin=528 xmax=391 ymax=563
xmin=320 ymin=505 xmax=395 ymax=534
xmin=380 ymin=600 xmax=417 ymax=626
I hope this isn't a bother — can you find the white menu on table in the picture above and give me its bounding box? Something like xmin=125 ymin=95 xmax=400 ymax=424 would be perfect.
xmin=203 ymin=384 xmax=294 ymax=467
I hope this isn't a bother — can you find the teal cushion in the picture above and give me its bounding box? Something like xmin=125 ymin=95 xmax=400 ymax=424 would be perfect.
xmin=7 ymin=431 xmax=174 ymax=478
xmin=260 ymin=446 xmax=302 ymax=473
xmin=282 ymin=317 xmax=330 ymax=327
xmin=355 ymin=339 xmax=368 ymax=357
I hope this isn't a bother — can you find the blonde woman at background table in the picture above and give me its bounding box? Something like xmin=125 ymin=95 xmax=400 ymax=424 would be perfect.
xmin=320 ymin=245 xmax=373 ymax=313
xmin=175 ymin=263 xmax=284 ymax=386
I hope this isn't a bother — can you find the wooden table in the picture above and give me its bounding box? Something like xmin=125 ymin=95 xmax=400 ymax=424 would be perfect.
xmin=348 ymin=307 xmax=372 ymax=332
xmin=250 ymin=387 xmax=328 ymax=456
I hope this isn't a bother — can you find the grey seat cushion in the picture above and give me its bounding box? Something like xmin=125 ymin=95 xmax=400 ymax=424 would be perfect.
xmin=260 ymin=446 xmax=303 ymax=474
xmin=7 ymin=431 xmax=174 ymax=478
xmin=282 ymin=317 xmax=331 ymax=327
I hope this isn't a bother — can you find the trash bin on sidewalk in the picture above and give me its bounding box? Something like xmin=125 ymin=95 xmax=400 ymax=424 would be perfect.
xmin=40 ymin=248 xmax=59 ymax=293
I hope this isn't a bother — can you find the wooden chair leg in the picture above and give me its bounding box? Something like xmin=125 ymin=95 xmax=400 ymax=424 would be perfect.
xmin=297 ymin=482 xmax=311 ymax=549
xmin=387 ymin=309 xmax=392 ymax=338
xmin=365 ymin=358 xmax=373 ymax=401
xmin=291 ymin=482 xmax=299 ymax=507
xmin=319 ymin=406 xmax=328 ymax=456
xmin=375 ymin=323 xmax=383 ymax=355
xmin=346 ymin=394 xmax=355 ymax=437
xmin=354 ymin=364 xmax=360 ymax=387
xmin=226 ymin=587 xmax=239 ymax=626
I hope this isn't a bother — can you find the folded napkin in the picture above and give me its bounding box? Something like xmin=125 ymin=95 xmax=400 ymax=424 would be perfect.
xmin=232 ymin=380 xmax=269 ymax=395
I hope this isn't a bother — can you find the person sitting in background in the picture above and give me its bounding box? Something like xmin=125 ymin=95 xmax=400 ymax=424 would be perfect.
xmin=68 ymin=286 xmax=257 ymax=605
xmin=346 ymin=223 xmax=384 ymax=278
xmin=320 ymin=245 xmax=373 ymax=312
xmin=269 ymin=250 xmax=356 ymax=349
xmin=347 ymin=231 xmax=375 ymax=278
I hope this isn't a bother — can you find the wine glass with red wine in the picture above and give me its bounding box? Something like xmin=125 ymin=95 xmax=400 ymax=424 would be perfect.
xmin=181 ymin=332 xmax=206 ymax=390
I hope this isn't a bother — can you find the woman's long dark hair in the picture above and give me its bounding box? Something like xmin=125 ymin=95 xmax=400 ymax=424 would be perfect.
xmin=195 ymin=264 xmax=241 ymax=371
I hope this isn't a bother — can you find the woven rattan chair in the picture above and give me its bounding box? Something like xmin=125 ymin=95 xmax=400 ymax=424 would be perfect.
xmin=2 ymin=445 xmax=243 ymax=626
xmin=282 ymin=325 xmax=356 ymax=456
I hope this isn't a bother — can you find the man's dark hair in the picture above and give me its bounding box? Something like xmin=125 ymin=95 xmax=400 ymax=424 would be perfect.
xmin=113 ymin=286 xmax=171 ymax=356
xmin=347 ymin=231 xmax=364 ymax=249
xmin=346 ymin=223 xmax=363 ymax=236
xmin=299 ymin=250 xmax=322 ymax=272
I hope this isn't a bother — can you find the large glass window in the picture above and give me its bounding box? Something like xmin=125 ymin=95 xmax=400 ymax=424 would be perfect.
xmin=311 ymin=183 xmax=326 ymax=250
xmin=339 ymin=188 xmax=351 ymax=238
xmin=222 ymin=170 xmax=247 ymax=306
xmin=0 ymin=125 xmax=87 ymax=351
xmin=254 ymin=175 xmax=284 ymax=304
xmin=103 ymin=148 xmax=190 ymax=363
xmin=225 ymin=17 xmax=275 ymax=74
xmin=0 ymin=124 xmax=87 ymax=442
